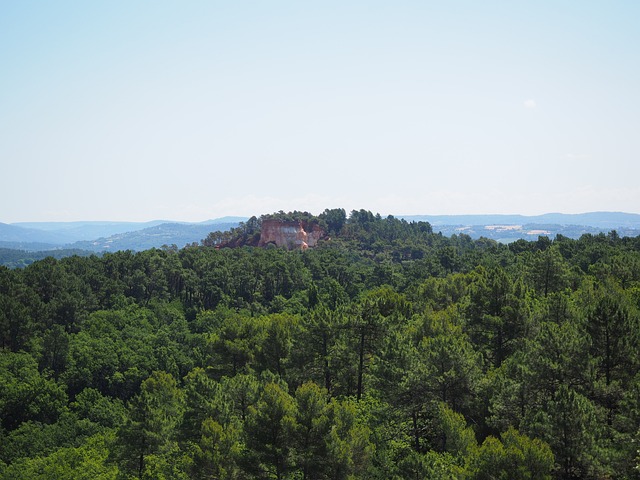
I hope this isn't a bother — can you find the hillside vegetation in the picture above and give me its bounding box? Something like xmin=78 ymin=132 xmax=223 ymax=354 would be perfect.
xmin=1 ymin=209 xmax=639 ymax=479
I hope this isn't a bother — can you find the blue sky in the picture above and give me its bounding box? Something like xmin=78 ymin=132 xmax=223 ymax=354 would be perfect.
xmin=1 ymin=1 xmax=639 ymax=222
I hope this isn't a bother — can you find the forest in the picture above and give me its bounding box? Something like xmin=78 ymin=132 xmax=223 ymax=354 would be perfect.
xmin=1 ymin=208 xmax=639 ymax=479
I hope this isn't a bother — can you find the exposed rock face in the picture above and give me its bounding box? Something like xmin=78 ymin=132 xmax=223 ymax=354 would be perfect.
xmin=258 ymin=219 xmax=325 ymax=250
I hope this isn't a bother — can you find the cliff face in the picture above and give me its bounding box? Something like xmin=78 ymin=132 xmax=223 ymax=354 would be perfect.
xmin=258 ymin=219 xmax=325 ymax=250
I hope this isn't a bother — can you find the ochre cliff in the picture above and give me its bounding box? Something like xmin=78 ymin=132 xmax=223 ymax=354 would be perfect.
xmin=258 ymin=219 xmax=325 ymax=250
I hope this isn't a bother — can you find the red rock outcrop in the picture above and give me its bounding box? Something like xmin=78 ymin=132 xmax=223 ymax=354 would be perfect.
xmin=258 ymin=219 xmax=325 ymax=250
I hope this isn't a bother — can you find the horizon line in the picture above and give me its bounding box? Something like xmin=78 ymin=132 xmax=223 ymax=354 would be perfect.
xmin=5 ymin=210 xmax=640 ymax=225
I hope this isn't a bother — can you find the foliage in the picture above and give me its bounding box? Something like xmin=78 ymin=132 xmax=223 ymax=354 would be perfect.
xmin=1 ymin=209 xmax=639 ymax=478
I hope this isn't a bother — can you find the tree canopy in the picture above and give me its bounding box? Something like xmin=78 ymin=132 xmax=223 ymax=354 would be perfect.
xmin=1 ymin=209 xmax=640 ymax=478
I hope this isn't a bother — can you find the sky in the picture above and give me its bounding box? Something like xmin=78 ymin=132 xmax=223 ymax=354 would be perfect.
xmin=1 ymin=1 xmax=639 ymax=222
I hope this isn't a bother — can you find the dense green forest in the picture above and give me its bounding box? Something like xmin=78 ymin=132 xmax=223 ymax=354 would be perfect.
xmin=1 ymin=208 xmax=640 ymax=479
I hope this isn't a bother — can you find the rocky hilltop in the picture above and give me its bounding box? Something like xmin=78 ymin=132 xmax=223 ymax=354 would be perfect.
xmin=258 ymin=218 xmax=325 ymax=250
xmin=202 ymin=211 xmax=333 ymax=250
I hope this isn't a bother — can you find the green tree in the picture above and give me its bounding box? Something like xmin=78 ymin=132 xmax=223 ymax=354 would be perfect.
xmin=0 ymin=431 xmax=118 ymax=480
xmin=222 ymin=372 xmax=260 ymax=423
xmin=114 ymin=371 xmax=185 ymax=478
xmin=324 ymin=397 xmax=374 ymax=479
xmin=587 ymin=290 xmax=639 ymax=425
xmin=257 ymin=313 xmax=300 ymax=377
xmin=0 ymin=351 xmax=68 ymax=431
xmin=244 ymin=382 xmax=297 ymax=479
xmin=349 ymin=287 xmax=409 ymax=400
xmin=435 ymin=403 xmax=477 ymax=459
xmin=319 ymin=208 xmax=347 ymax=235
xmin=525 ymin=385 xmax=599 ymax=479
xmin=179 ymin=368 xmax=242 ymax=478
xmin=204 ymin=313 xmax=265 ymax=378
xmin=0 ymin=265 xmax=42 ymax=352
xmin=419 ymin=310 xmax=483 ymax=414
xmin=70 ymin=388 xmax=126 ymax=429
xmin=466 ymin=266 xmax=529 ymax=366
xmin=180 ymin=367 xmax=233 ymax=443
xmin=293 ymin=382 xmax=331 ymax=479
xmin=191 ymin=416 xmax=241 ymax=479
xmin=530 ymin=246 xmax=571 ymax=298
xmin=472 ymin=427 xmax=554 ymax=480
xmin=289 ymin=306 xmax=343 ymax=394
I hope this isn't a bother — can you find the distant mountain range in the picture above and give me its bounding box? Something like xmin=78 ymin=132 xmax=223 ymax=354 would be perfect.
xmin=399 ymin=212 xmax=640 ymax=229
xmin=399 ymin=212 xmax=640 ymax=243
xmin=70 ymin=221 xmax=241 ymax=252
xmin=0 ymin=217 xmax=245 ymax=252
xmin=1 ymin=212 xmax=639 ymax=261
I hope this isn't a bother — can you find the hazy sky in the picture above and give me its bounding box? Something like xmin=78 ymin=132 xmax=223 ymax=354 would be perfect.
xmin=2 ymin=1 xmax=639 ymax=222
